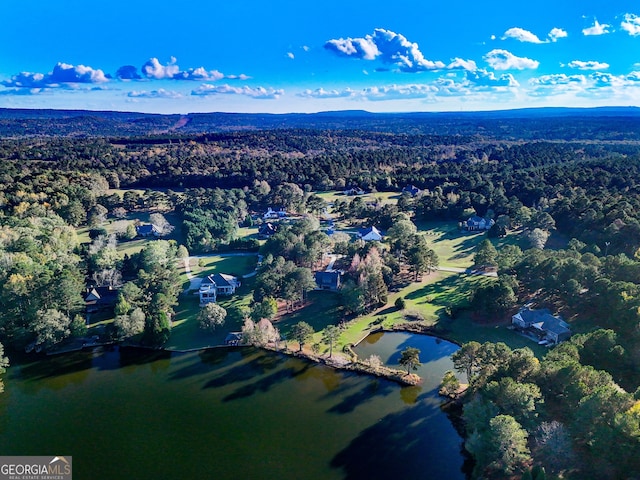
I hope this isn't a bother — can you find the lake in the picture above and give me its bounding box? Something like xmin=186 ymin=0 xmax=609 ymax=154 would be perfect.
xmin=0 ymin=336 xmax=468 ymax=479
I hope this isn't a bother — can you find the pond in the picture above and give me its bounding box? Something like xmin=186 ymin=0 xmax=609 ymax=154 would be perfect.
xmin=0 ymin=342 xmax=468 ymax=480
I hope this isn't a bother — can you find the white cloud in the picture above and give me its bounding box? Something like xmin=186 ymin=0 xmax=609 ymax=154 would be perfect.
xmin=590 ymin=72 xmax=626 ymax=88
xmin=127 ymin=89 xmax=182 ymax=99
xmin=502 ymin=27 xmax=544 ymax=44
xmin=360 ymin=83 xmax=438 ymax=100
xmin=466 ymin=69 xmax=519 ymax=87
xmin=484 ymin=49 xmax=539 ymax=70
xmin=325 ymin=28 xmax=445 ymax=72
xmin=302 ymin=46 xmax=310 ymax=52
xmin=324 ymin=35 xmax=379 ymax=60
xmin=298 ymin=88 xmax=355 ymax=99
xmin=447 ymin=58 xmax=477 ymax=71
xmin=287 ymin=52 xmax=295 ymax=59
xmin=140 ymin=57 xmax=231 ymax=81
xmin=568 ymin=60 xmax=609 ymax=70
xmin=530 ymin=74 xmax=587 ymax=86
xmin=141 ymin=57 xmax=180 ymax=79
xmin=490 ymin=34 xmax=496 ymax=40
xmin=582 ymin=20 xmax=611 ymax=36
xmin=621 ymin=14 xmax=640 ymax=36
xmin=626 ymin=71 xmax=640 ymax=82
xmin=548 ymin=28 xmax=568 ymax=42
xmin=1 ymin=62 xmax=109 ymax=88
xmin=191 ymin=84 xmax=284 ymax=99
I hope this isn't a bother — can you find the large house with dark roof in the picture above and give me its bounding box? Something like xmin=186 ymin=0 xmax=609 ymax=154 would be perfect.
xmin=464 ymin=215 xmax=495 ymax=231
xmin=512 ymin=307 xmax=572 ymax=344
xmin=85 ymin=286 xmax=119 ymax=313
xmin=199 ymin=273 xmax=241 ymax=306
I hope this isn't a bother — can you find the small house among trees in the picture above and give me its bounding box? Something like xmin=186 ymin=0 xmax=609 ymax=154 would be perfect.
xmin=343 ymin=187 xmax=365 ymax=196
xmin=402 ymin=185 xmax=421 ymax=196
xmin=512 ymin=307 xmax=572 ymax=344
xmin=258 ymin=222 xmax=278 ymax=238
xmin=135 ymin=224 xmax=161 ymax=237
xmin=358 ymin=226 xmax=383 ymax=242
xmin=263 ymin=207 xmax=287 ymax=219
xmin=314 ymin=271 xmax=341 ymax=291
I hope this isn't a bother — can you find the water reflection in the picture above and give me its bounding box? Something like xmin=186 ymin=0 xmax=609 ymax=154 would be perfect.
xmin=0 ymin=344 xmax=467 ymax=480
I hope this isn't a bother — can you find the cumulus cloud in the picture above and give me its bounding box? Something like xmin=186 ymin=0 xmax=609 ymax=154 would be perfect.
xmin=530 ymin=74 xmax=587 ymax=86
xmin=621 ymin=14 xmax=640 ymax=36
xmin=287 ymin=52 xmax=295 ymax=59
xmin=568 ymin=60 xmax=609 ymax=70
xmin=360 ymin=83 xmax=438 ymax=100
xmin=502 ymin=27 xmax=544 ymax=44
xmin=127 ymin=89 xmax=182 ymax=99
xmin=590 ymin=72 xmax=626 ymax=88
xmin=447 ymin=58 xmax=477 ymax=71
xmin=324 ymin=28 xmax=445 ymax=72
xmin=298 ymin=88 xmax=355 ymax=99
xmin=502 ymin=27 xmax=567 ymax=44
xmin=466 ymin=69 xmax=519 ymax=87
xmin=548 ymin=28 xmax=568 ymax=41
xmin=484 ymin=49 xmax=539 ymax=70
xmin=627 ymin=71 xmax=640 ymax=82
xmin=583 ymin=20 xmax=611 ymax=36
xmin=142 ymin=57 xmax=180 ymax=79
xmin=2 ymin=62 xmax=109 ymax=88
xmin=191 ymin=84 xmax=283 ymax=99
xmin=141 ymin=57 xmax=228 ymax=81
xmin=116 ymin=65 xmax=141 ymax=80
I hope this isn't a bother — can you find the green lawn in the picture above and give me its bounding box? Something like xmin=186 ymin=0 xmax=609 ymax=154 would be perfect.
xmin=416 ymin=220 xmax=521 ymax=268
xmin=333 ymin=269 xmax=547 ymax=358
xmin=166 ymin=277 xmax=255 ymax=351
xmin=315 ymin=190 xmax=400 ymax=207
xmin=189 ymin=255 xmax=258 ymax=283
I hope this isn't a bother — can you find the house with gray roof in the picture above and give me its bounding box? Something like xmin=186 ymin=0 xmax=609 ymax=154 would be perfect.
xmin=512 ymin=307 xmax=571 ymax=344
xmin=199 ymin=273 xmax=241 ymax=306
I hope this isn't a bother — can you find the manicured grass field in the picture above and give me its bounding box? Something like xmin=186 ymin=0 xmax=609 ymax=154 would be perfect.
xmin=167 ymin=277 xmax=256 ymax=351
xmin=315 ymin=190 xmax=400 ymax=207
xmin=416 ymin=220 xmax=521 ymax=268
xmin=335 ymin=269 xmax=546 ymax=358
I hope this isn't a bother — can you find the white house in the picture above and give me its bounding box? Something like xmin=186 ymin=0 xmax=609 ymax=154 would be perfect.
xmin=199 ymin=273 xmax=241 ymax=306
xmin=464 ymin=215 xmax=495 ymax=231
xmin=263 ymin=207 xmax=287 ymax=219
xmin=358 ymin=226 xmax=383 ymax=242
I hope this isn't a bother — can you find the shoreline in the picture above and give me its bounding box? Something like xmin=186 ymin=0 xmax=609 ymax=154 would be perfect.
xmin=37 ymin=326 xmax=463 ymax=388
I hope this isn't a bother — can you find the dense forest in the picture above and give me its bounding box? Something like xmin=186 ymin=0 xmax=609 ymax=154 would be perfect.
xmin=1 ymin=108 xmax=640 ymax=478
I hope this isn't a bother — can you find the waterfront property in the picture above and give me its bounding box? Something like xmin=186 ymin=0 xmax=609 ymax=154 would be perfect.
xmin=85 ymin=286 xmax=119 ymax=313
xmin=199 ymin=273 xmax=241 ymax=306
xmin=512 ymin=306 xmax=572 ymax=344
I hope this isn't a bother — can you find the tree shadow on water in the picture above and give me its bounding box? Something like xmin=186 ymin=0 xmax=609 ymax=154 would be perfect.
xmin=331 ymin=400 xmax=472 ymax=480
xmin=324 ymin=376 xmax=395 ymax=414
xmin=220 ymin=364 xmax=310 ymax=402
xmin=201 ymin=352 xmax=311 ymax=401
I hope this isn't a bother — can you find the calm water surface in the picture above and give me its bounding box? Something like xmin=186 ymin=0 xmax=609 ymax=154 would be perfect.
xmin=0 ymin=337 xmax=467 ymax=480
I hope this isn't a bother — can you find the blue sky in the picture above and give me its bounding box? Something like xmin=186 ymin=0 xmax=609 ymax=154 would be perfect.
xmin=2 ymin=0 xmax=640 ymax=113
